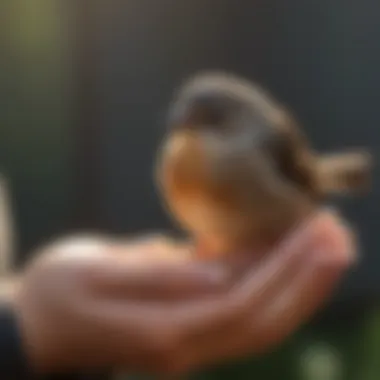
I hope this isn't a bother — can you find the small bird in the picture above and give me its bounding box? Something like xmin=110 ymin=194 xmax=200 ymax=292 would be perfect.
xmin=156 ymin=72 xmax=372 ymax=260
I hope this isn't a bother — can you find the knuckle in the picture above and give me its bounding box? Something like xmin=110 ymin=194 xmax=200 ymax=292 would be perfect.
xmin=142 ymin=326 xmax=182 ymax=373
xmin=252 ymin=328 xmax=282 ymax=355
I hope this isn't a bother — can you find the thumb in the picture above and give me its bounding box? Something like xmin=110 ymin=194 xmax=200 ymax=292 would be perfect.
xmin=309 ymin=209 xmax=357 ymax=265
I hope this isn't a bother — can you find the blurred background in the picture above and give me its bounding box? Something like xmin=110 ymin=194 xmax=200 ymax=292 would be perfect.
xmin=0 ymin=1 xmax=379 ymax=379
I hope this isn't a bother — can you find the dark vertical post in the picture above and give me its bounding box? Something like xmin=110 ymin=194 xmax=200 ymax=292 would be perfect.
xmin=71 ymin=0 xmax=105 ymax=230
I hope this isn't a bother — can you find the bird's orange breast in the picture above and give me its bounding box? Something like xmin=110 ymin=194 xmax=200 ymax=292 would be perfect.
xmin=157 ymin=131 xmax=243 ymax=259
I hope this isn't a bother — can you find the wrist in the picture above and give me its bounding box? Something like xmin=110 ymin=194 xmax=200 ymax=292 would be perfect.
xmin=0 ymin=294 xmax=32 ymax=378
xmin=3 ymin=276 xmax=56 ymax=376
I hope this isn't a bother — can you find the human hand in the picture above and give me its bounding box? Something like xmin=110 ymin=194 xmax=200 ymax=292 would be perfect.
xmin=8 ymin=235 xmax=225 ymax=373
xmin=4 ymin=209 xmax=354 ymax=376
xmin=168 ymin=209 xmax=355 ymax=372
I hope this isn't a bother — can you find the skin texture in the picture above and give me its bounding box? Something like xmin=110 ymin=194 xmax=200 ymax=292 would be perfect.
xmin=6 ymin=209 xmax=353 ymax=376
